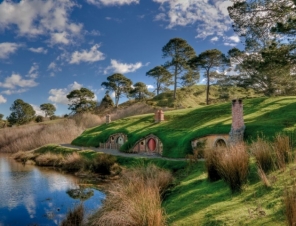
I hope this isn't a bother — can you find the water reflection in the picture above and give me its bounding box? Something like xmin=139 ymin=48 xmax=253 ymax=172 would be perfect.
xmin=0 ymin=153 xmax=105 ymax=225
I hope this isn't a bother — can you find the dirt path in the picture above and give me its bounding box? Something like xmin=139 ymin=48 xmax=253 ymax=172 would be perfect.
xmin=60 ymin=144 xmax=186 ymax=161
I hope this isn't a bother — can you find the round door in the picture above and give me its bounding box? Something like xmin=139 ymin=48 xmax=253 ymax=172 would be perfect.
xmin=117 ymin=136 xmax=124 ymax=145
xmin=147 ymin=138 xmax=156 ymax=152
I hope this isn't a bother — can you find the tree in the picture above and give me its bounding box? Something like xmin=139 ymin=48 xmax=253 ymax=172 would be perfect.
xmin=146 ymin=66 xmax=172 ymax=95
xmin=129 ymin=82 xmax=154 ymax=100
xmin=190 ymin=49 xmax=228 ymax=105
xmin=66 ymin=88 xmax=96 ymax=114
xmin=0 ymin=114 xmax=3 ymax=120
xmin=100 ymin=91 xmax=114 ymax=108
xmin=7 ymin=99 xmax=36 ymax=125
xmin=227 ymin=44 xmax=296 ymax=96
xmin=101 ymin=73 xmax=133 ymax=107
xmin=162 ymin=38 xmax=196 ymax=99
xmin=40 ymin=103 xmax=56 ymax=117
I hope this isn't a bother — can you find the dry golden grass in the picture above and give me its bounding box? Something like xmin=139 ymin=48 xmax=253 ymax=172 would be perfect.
xmin=61 ymin=204 xmax=84 ymax=226
xmin=89 ymin=164 xmax=173 ymax=226
xmin=284 ymin=184 xmax=296 ymax=226
xmin=250 ymin=137 xmax=274 ymax=172
xmin=257 ymin=166 xmax=271 ymax=188
xmin=35 ymin=152 xmax=64 ymax=166
xmin=217 ymin=144 xmax=249 ymax=193
xmin=273 ymin=134 xmax=293 ymax=170
xmin=71 ymin=113 xmax=104 ymax=128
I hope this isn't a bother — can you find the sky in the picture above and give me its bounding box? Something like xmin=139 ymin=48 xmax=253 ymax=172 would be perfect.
xmin=0 ymin=0 xmax=243 ymax=117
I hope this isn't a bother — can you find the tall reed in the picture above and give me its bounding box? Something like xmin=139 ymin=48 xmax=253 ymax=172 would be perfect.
xmin=89 ymin=164 xmax=173 ymax=226
xmin=284 ymin=185 xmax=296 ymax=226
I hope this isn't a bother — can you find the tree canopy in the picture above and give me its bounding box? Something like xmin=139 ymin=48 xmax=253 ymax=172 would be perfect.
xmin=40 ymin=103 xmax=56 ymax=117
xmin=146 ymin=66 xmax=172 ymax=95
xmin=100 ymin=91 xmax=115 ymax=108
xmin=190 ymin=49 xmax=228 ymax=105
xmin=129 ymin=82 xmax=154 ymax=100
xmin=101 ymin=73 xmax=133 ymax=107
xmin=162 ymin=38 xmax=196 ymax=99
xmin=66 ymin=87 xmax=96 ymax=114
xmin=7 ymin=99 xmax=36 ymax=125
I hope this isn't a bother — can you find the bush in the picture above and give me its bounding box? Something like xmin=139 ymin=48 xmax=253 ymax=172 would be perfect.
xmin=89 ymin=164 xmax=173 ymax=226
xmin=61 ymin=204 xmax=84 ymax=226
xmin=62 ymin=152 xmax=85 ymax=172
xmin=205 ymin=148 xmax=222 ymax=182
xmin=284 ymin=185 xmax=296 ymax=226
xmin=217 ymin=144 xmax=249 ymax=193
xmin=90 ymin=154 xmax=117 ymax=175
xmin=273 ymin=134 xmax=292 ymax=170
xmin=35 ymin=115 xmax=44 ymax=123
xmin=250 ymin=137 xmax=274 ymax=172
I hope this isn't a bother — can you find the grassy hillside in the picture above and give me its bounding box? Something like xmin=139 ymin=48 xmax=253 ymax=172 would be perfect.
xmin=163 ymin=159 xmax=295 ymax=226
xmin=72 ymin=96 xmax=296 ymax=158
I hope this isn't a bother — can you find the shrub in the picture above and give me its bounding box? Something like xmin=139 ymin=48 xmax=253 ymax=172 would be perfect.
xmin=90 ymin=154 xmax=117 ymax=175
xmin=35 ymin=115 xmax=44 ymax=123
xmin=61 ymin=204 xmax=84 ymax=226
xmin=217 ymin=144 xmax=249 ymax=193
xmin=35 ymin=152 xmax=64 ymax=166
xmin=273 ymin=134 xmax=292 ymax=170
xmin=250 ymin=137 xmax=274 ymax=172
xmin=62 ymin=152 xmax=85 ymax=172
xmin=89 ymin=164 xmax=173 ymax=226
xmin=205 ymin=148 xmax=222 ymax=182
xmin=284 ymin=185 xmax=296 ymax=226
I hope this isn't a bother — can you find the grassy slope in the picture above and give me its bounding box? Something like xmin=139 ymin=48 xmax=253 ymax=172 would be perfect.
xmin=163 ymin=159 xmax=296 ymax=226
xmin=72 ymin=96 xmax=296 ymax=158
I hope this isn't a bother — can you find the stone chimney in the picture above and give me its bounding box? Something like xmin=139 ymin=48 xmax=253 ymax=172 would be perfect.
xmin=229 ymin=99 xmax=245 ymax=144
xmin=154 ymin=110 xmax=164 ymax=123
xmin=106 ymin=114 xmax=111 ymax=124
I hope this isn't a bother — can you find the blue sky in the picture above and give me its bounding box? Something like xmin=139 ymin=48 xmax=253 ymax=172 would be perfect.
xmin=0 ymin=0 xmax=242 ymax=117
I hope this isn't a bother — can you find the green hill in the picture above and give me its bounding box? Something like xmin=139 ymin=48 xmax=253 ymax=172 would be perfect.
xmin=72 ymin=96 xmax=296 ymax=158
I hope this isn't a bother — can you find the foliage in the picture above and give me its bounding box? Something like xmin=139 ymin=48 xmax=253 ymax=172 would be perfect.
xmin=7 ymin=99 xmax=36 ymax=125
xmin=162 ymin=38 xmax=196 ymax=99
xmin=146 ymin=66 xmax=172 ymax=95
xmin=67 ymin=87 xmax=96 ymax=114
xmin=101 ymin=73 xmax=133 ymax=107
xmin=35 ymin=115 xmax=44 ymax=123
xmin=129 ymin=82 xmax=154 ymax=100
xmin=40 ymin=103 xmax=56 ymax=117
xmin=189 ymin=49 xmax=228 ymax=105
xmin=0 ymin=113 xmax=3 ymax=120
xmin=100 ymin=92 xmax=114 ymax=108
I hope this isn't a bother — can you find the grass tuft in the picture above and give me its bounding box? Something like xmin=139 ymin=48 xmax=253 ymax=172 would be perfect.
xmin=284 ymin=185 xmax=296 ymax=226
xmin=61 ymin=204 xmax=84 ymax=226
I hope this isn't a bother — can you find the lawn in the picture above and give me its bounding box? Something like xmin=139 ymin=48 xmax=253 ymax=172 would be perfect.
xmin=72 ymin=96 xmax=296 ymax=158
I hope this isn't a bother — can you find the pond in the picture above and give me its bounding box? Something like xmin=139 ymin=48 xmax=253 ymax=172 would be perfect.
xmin=0 ymin=153 xmax=105 ymax=225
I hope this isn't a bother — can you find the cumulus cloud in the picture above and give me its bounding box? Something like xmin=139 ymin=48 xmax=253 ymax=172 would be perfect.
xmin=153 ymin=0 xmax=233 ymax=39
xmin=0 ymin=0 xmax=82 ymax=45
xmin=86 ymin=0 xmax=139 ymax=6
xmin=104 ymin=59 xmax=144 ymax=74
xmin=31 ymin=104 xmax=45 ymax=116
xmin=0 ymin=42 xmax=21 ymax=59
xmin=0 ymin=95 xmax=7 ymax=104
xmin=147 ymin=85 xmax=154 ymax=89
xmin=1 ymin=89 xmax=28 ymax=95
xmin=211 ymin=37 xmax=219 ymax=42
xmin=69 ymin=44 xmax=105 ymax=64
xmin=223 ymin=35 xmax=240 ymax=46
xmin=0 ymin=73 xmax=38 ymax=89
xmin=48 ymin=81 xmax=83 ymax=105
xmin=28 ymin=47 xmax=47 ymax=54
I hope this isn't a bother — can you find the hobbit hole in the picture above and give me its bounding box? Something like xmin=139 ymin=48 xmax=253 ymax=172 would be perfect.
xmin=132 ymin=134 xmax=163 ymax=155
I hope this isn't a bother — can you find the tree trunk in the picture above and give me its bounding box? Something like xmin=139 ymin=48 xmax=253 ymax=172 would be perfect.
xmin=206 ymin=71 xmax=210 ymax=105
xmin=173 ymin=65 xmax=177 ymax=99
xmin=115 ymin=96 xmax=119 ymax=108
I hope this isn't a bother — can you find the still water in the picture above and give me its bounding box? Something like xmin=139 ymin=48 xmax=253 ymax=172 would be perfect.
xmin=0 ymin=154 xmax=105 ymax=226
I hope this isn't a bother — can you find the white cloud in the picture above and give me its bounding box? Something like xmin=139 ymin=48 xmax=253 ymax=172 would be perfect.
xmin=0 ymin=95 xmax=7 ymax=104
xmin=28 ymin=47 xmax=47 ymax=54
xmin=31 ymin=104 xmax=45 ymax=117
xmin=147 ymin=85 xmax=154 ymax=89
xmin=0 ymin=42 xmax=21 ymax=59
xmin=1 ymin=89 xmax=28 ymax=95
xmin=210 ymin=37 xmax=219 ymax=42
xmin=104 ymin=59 xmax=144 ymax=74
xmin=0 ymin=73 xmax=38 ymax=89
xmin=228 ymin=35 xmax=240 ymax=43
xmin=153 ymin=0 xmax=233 ymax=39
xmin=48 ymin=81 xmax=83 ymax=105
xmin=0 ymin=0 xmax=82 ymax=45
xmin=50 ymin=31 xmax=70 ymax=45
xmin=26 ymin=63 xmax=39 ymax=79
xmin=69 ymin=44 xmax=105 ymax=64
xmin=86 ymin=0 xmax=139 ymax=6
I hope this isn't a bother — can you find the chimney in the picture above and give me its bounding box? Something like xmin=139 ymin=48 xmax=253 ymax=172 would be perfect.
xmin=154 ymin=110 xmax=164 ymax=123
xmin=229 ymin=99 xmax=245 ymax=144
xmin=106 ymin=114 xmax=111 ymax=124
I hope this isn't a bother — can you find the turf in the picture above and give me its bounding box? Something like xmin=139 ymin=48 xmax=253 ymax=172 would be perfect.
xmin=72 ymin=96 xmax=296 ymax=158
xmin=163 ymin=159 xmax=296 ymax=226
